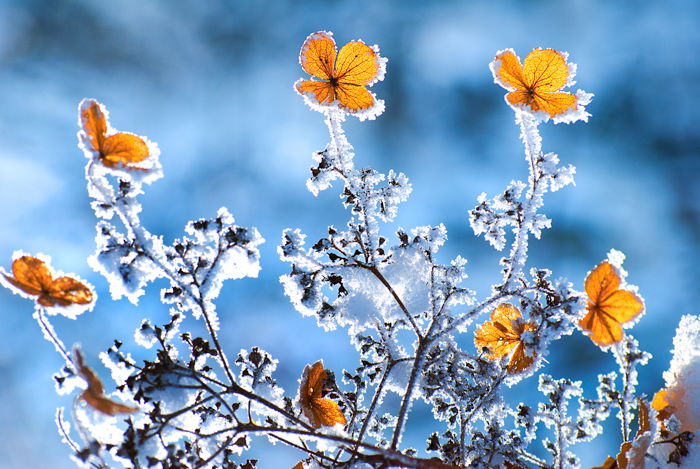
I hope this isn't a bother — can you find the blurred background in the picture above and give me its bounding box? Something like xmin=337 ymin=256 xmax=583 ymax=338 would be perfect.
xmin=0 ymin=0 xmax=698 ymax=467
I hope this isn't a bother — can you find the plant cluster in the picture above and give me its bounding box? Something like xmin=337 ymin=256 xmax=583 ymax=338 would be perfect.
xmin=3 ymin=31 xmax=699 ymax=469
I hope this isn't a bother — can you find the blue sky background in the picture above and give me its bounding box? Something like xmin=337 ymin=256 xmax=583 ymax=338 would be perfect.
xmin=0 ymin=1 xmax=698 ymax=467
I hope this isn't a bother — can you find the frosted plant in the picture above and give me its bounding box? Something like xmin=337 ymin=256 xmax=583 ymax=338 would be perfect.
xmin=1 ymin=33 xmax=697 ymax=469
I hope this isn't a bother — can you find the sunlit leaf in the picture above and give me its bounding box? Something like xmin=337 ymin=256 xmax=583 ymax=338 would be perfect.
xmin=651 ymin=388 xmax=675 ymax=422
xmin=492 ymin=48 xmax=577 ymax=118
xmin=79 ymin=99 xmax=150 ymax=170
xmin=579 ymin=261 xmax=643 ymax=347
xmin=474 ymin=303 xmax=536 ymax=373
xmin=296 ymin=31 xmax=384 ymax=114
xmin=2 ymin=255 xmax=94 ymax=308
xmin=298 ymin=360 xmax=346 ymax=428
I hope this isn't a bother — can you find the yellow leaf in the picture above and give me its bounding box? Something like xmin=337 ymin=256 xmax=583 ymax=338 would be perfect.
xmin=579 ymin=261 xmax=644 ymax=347
xmin=79 ymin=99 xmax=151 ymax=170
xmin=492 ymin=48 xmax=577 ymax=118
xmin=474 ymin=304 xmax=536 ymax=373
xmin=296 ymin=31 xmax=384 ymax=113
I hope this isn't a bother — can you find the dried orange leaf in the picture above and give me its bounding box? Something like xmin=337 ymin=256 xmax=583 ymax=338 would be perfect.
xmin=492 ymin=48 xmax=577 ymax=118
xmin=79 ymin=99 xmax=151 ymax=170
xmin=474 ymin=303 xmax=536 ymax=373
xmin=75 ymin=348 xmax=138 ymax=416
xmin=291 ymin=462 xmax=305 ymax=469
xmin=299 ymin=361 xmax=347 ymax=428
xmin=335 ymin=41 xmax=382 ymax=86
xmin=80 ymin=391 xmax=140 ymax=416
xmin=616 ymin=441 xmax=632 ymax=469
xmin=591 ymin=456 xmax=618 ymax=469
xmin=579 ymin=261 xmax=643 ymax=347
xmin=101 ymin=133 xmax=150 ymax=168
xmin=296 ymin=31 xmax=384 ymax=115
xmin=299 ymin=31 xmax=336 ymax=80
xmin=335 ymin=83 xmax=375 ymax=112
xmin=297 ymin=79 xmax=335 ymax=106
xmin=2 ymin=255 xmax=94 ymax=308
xmin=651 ymin=388 xmax=675 ymax=422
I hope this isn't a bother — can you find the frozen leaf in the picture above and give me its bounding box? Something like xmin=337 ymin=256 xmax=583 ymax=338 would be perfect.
xmin=299 ymin=361 xmax=347 ymax=428
xmin=490 ymin=48 xmax=593 ymax=123
xmin=474 ymin=304 xmax=536 ymax=373
xmin=579 ymin=259 xmax=644 ymax=347
xmin=79 ymin=99 xmax=150 ymax=170
xmin=74 ymin=347 xmax=138 ymax=416
xmin=1 ymin=254 xmax=94 ymax=314
xmin=652 ymin=388 xmax=675 ymax=422
xmin=295 ymin=31 xmax=386 ymax=120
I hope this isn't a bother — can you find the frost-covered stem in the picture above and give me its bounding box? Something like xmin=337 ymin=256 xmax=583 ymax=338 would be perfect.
xmin=616 ymin=342 xmax=631 ymax=441
xmin=191 ymin=294 xmax=237 ymax=386
xmin=437 ymin=292 xmax=507 ymax=339
xmin=552 ymin=394 xmax=567 ymax=469
xmin=517 ymin=450 xmax=550 ymax=469
xmin=198 ymin=436 xmax=233 ymax=469
xmin=270 ymin=433 xmax=339 ymax=464
xmin=390 ymin=294 xmax=510 ymax=447
xmin=86 ymin=163 xmax=238 ymax=387
xmin=188 ymin=370 xmax=241 ymax=421
xmin=34 ymin=307 xmax=73 ymax=366
xmin=198 ymin=422 xmax=386 ymax=453
xmin=391 ymin=343 xmax=425 ymax=450
xmin=391 ymin=317 xmax=441 ymax=450
xmin=70 ymin=398 xmax=111 ymax=469
xmin=459 ymin=410 xmax=467 ymax=465
xmin=355 ymin=358 xmax=401 ymax=448
xmin=57 ymin=408 xmax=104 ymax=469
xmin=502 ymin=112 xmax=543 ymax=291
xmin=323 ymin=113 xmax=421 ymax=337
xmin=463 ymin=371 xmax=507 ymax=428
xmin=325 ymin=111 xmax=377 ymax=261
xmin=229 ymin=381 xmax=313 ymax=430
xmin=155 ymin=394 xmax=217 ymax=423
xmin=556 ymin=428 xmax=567 ymax=469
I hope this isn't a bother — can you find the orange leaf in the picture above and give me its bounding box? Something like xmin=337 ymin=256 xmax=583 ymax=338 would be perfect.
xmin=79 ymin=99 xmax=151 ymax=170
xmin=579 ymin=261 xmax=643 ymax=347
xmin=296 ymin=31 xmax=385 ymax=115
xmin=474 ymin=303 xmax=536 ymax=373
xmin=74 ymin=348 xmax=138 ymax=416
xmin=291 ymin=462 xmax=305 ymax=469
xmin=2 ymin=255 xmax=94 ymax=308
xmin=651 ymin=388 xmax=675 ymax=422
xmin=617 ymin=442 xmax=632 ymax=469
xmin=591 ymin=456 xmax=618 ymax=469
xmin=492 ymin=49 xmax=577 ymax=118
xmin=299 ymin=361 xmax=347 ymax=428
xmin=101 ymin=133 xmax=150 ymax=168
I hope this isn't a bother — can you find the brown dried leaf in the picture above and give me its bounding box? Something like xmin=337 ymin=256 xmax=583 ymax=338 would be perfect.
xmin=299 ymin=361 xmax=346 ymax=428
xmin=74 ymin=348 xmax=138 ymax=416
